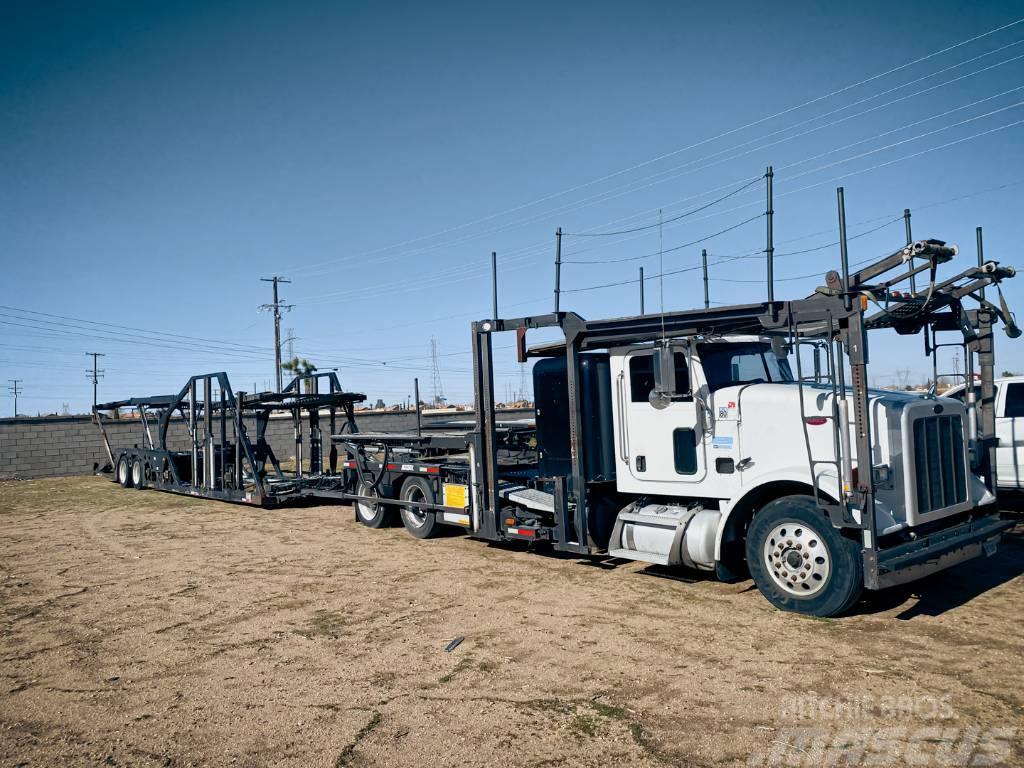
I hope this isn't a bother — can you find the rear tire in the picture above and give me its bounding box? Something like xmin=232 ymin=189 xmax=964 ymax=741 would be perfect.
xmin=745 ymin=494 xmax=863 ymax=617
xmin=131 ymin=457 xmax=146 ymax=489
xmin=354 ymin=479 xmax=394 ymax=528
xmin=399 ymin=476 xmax=440 ymax=539
xmin=117 ymin=456 xmax=134 ymax=489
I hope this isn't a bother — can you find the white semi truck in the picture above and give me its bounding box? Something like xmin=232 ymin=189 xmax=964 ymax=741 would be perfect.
xmin=337 ymin=236 xmax=1020 ymax=616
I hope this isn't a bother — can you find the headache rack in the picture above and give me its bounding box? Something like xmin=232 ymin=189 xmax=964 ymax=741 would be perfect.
xmin=94 ymin=371 xmax=365 ymax=506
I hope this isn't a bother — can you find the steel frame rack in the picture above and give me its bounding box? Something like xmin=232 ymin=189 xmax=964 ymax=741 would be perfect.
xmin=94 ymin=371 xmax=365 ymax=506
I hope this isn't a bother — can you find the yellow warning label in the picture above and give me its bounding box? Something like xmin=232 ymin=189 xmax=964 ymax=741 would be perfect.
xmin=443 ymin=483 xmax=468 ymax=509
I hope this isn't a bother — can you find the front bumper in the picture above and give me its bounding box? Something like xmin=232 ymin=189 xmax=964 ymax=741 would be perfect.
xmin=870 ymin=512 xmax=1014 ymax=589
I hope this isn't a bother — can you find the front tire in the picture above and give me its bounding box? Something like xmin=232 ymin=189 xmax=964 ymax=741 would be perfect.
xmin=745 ymin=495 xmax=863 ymax=617
xmin=354 ymin=479 xmax=394 ymax=528
xmin=117 ymin=456 xmax=134 ymax=489
xmin=399 ymin=476 xmax=440 ymax=539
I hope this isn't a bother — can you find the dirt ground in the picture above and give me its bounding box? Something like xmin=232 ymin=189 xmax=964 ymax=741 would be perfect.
xmin=0 ymin=477 xmax=1021 ymax=768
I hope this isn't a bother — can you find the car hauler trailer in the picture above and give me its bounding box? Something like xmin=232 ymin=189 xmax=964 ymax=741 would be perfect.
xmin=337 ymin=236 xmax=1020 ymax=616
xmin=94 ymin=372 xmax=364 ymax=506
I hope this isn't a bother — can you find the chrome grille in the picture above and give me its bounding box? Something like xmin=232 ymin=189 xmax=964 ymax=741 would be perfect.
xmin=912 ymin=414 xmax=967 ymax=515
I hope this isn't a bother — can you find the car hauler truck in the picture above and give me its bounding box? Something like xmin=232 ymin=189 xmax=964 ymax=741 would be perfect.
xmin=336 ymin=236 xmax=1020 ymax=616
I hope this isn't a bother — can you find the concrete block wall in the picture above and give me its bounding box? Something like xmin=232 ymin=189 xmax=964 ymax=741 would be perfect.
xmin=0 ymin=409 xmax=532 ymax=480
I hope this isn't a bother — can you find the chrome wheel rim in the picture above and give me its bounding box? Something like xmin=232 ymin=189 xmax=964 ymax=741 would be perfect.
xmin=402 ymin=486 xmax=428 ymax=528
xmin=132 ymin=462 xmax=142 ymax=486
xmin=118 ymin=460 xmax=128 ymax=484
xmin=356 ymin=482 xmax=379 ymax=521
xmin=763 ymin=521 xmax=831 ymax=597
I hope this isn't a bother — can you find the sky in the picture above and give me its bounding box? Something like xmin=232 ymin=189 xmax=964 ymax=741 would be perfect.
xmin=2 ymin=0 xmax=1024 ymax=415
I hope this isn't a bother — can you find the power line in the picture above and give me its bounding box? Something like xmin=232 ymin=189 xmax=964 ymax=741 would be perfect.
xmin=283 ymin=17 xmax=1024 ymax=277
xmin=560 ymin=176 xmax=761 ymax=236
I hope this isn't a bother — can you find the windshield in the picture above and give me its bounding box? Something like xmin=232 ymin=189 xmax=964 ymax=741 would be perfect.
xmin=698 ymin=342 xmax=794 ymax=391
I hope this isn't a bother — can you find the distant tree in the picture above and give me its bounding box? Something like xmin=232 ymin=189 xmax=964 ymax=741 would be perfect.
xmin=1001 ymin=370 xmax=1020 ymax=377
xmin=282 ymin=357 xmax=317 ymax=392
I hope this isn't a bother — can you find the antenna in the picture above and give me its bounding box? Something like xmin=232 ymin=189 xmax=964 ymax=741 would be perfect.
xmin=658 ymin=209 xmax=666 ymax=344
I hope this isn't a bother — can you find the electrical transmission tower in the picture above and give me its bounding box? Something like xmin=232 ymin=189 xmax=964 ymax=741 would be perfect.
xmin=430 ymin=336 xmax=445 ymax=407
xmin=285 ymin=328 xmax=297 ymax=362
xmin=518 ymin=363 xmax=527 ymax=403
xmin=259 ymin=276 xmax=293 ymax=392
xmin=8 ymin=379 xmax=22 ymax=417
xmin=86 ymin=352 xmax=105 ymax=409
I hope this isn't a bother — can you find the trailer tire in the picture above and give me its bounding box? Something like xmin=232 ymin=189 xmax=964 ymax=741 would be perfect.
xmin=745 ymin=495 xmax=863 ymax=617
xmin=399 ymin=476 xmax=440 ymax=539
xmin=131 ymin=457 xmax=146 ymax=489
xmin=117 ymin=455 xmax=134 ymax=489
xmin=355 ymin=479 xmax=394 ymax=528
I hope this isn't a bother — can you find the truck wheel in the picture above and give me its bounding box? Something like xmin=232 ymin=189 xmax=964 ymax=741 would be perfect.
xmin=131 ymin=458 xmax=146 ymax=489
xmin=117 ymin=456 xmax=134 ymax=489
xmin=745 ymin=495 xmax=863 ymax=617
xmin=399 ymin=476 xmax=440 ymax=539
xmin=355 ymin=479 xmax=394 ymax=528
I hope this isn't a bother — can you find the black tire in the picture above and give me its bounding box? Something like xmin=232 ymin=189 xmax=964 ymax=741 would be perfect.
xmin=745 ymin=494 xmax=863 ymax=617
xmin=117 ymin=455 xmax=134 ymax=489
xmin=354 ymin=479 xmax=395 ymax=528
xmin=131 ymin=457 xmax=146 ymax=489
xmin=399 ymin=476 xmax=440 ymax=539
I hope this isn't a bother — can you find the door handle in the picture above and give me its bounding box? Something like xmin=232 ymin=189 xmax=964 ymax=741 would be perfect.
xmin=616 ymin=372 xmax=629 ymax=461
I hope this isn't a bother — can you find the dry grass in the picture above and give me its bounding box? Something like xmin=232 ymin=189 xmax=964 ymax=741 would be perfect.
xmin=0 ymin=476 xmax=1022 ymax=766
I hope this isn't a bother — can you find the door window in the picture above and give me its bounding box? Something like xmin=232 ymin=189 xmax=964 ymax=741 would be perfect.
xmin=629 ymin=352 xmax=690 ymax=403
xmin=1004 ymin=382 xmax=1024 ymax=418
xmin=673 ymin=428 xmax=697 ymax=474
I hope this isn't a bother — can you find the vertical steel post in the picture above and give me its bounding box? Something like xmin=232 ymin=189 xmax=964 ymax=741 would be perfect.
xmin=554 ymin=227 xmax=562 ymax=312
xmin=414 ymin=377 xmax=422 ymax=437
xmin=975 ymin=309 xmax=997 ymax=489
xmin=219 ymin=386 xmax=227 ymax=489
xmin=702 ymin=248 xmax=709 ymax=309
xmin=837 ymin=187 xmax=851 ymax=310
xmin=189 ymin=379 xmax=198 ymax=487
xmin=639 ymin=266 xmax=645 ymax=315
xmin=765 ymin=167 xmax=774 ymax=304
xmin=904 ymin=208 xmax=915 ymax=294
xmin=491 ymin=251 xmax=498 ymax=320
xmin=203 ymin=376 xmax=213 ymax=489
xmin=234 ymin=391 xmax=244 ymax=490
xmin=977 ymin=227 xmax=986 ymax=302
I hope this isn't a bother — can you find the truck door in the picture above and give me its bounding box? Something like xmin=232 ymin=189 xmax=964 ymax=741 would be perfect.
xmin=621 ymin=348 xmax=706 ymax=484
xmin=995 ymin=381 xmax=1023 ymax=488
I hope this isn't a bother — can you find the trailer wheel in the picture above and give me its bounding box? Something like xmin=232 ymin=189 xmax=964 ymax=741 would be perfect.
xmin=745 ymin=495 xmax=863 ymax=617
xmin=354 ymin=479 xmax=394 ymax=528
xmin=131 ymin=457 xmax=146 ymax=489
xmin=399 ymin=476 xmax=440 ymax=539
xmin=117 ymin=456 xmax=134 ymax=489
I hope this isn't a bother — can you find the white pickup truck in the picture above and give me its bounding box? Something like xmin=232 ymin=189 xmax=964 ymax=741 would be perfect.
xmin=945 ymin=376 xmax=1024 ymax=490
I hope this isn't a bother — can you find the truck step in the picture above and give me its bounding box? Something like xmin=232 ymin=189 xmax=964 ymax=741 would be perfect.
xmin=500 ymin=486 xmax=555 ymax=513
xmin=606 ymin=547 xmax=671 ymax=566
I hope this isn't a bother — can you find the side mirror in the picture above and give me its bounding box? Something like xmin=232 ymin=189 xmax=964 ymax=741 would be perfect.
xmin=650 ymin=343 xmax=677 ymax=410
xmin=770 ymin=336 xmax=791 ymax=359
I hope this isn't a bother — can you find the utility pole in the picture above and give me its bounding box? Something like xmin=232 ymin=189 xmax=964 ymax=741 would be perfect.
xmin=702 ymin=248 xmax=709 ymax=309
xmin=553 ymin=227 xmax=562 ymax=313
xmin=765 ymin=166 xmax=774 ymax=304
xmin=85 ymin=352 xmax=105 ymax=410
xmin=976 ymin=227 xmax=986 ymax=302
xmin=8 ymin=379 xmax=22 ymax=417
xmin=260 ymin=276 xmax=293 ymax=392
xmin=491 ymin=251 xmax=499 ymax=320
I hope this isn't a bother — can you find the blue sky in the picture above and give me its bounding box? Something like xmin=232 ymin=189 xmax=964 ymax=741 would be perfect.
xmin=2 ymin=0 xmax=1024 ymax=414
